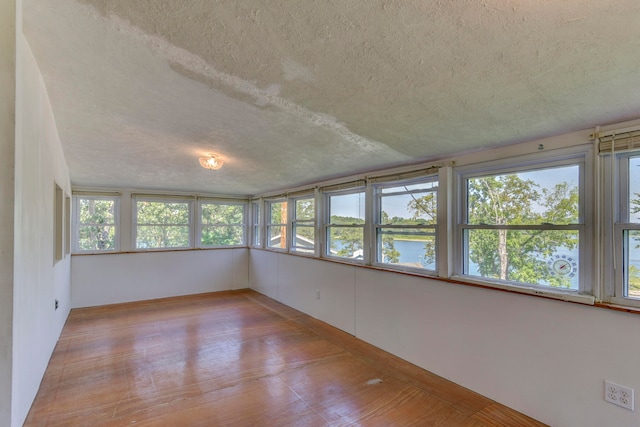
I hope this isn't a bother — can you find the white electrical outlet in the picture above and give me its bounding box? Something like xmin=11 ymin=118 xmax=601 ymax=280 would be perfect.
xmin=315 ymin=289 xmax=320 ymax=300
xmin=605 ymin=380 xmax=635 ymax=411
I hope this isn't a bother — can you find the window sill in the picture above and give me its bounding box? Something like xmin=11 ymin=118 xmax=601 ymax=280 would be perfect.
xmin=449 ymin=275 xmax=595 ymax=305
xmin=595 ymin=301 xmax=640 ymax=315
xmin=72 ymin=246 xmax=249 ymax=256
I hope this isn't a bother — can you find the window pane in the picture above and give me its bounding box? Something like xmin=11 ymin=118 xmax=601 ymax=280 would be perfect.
xmin=201 ymin=204 xmax=243 ymax=225
xmin=328 ymin=227 xmax=363 ymax=259
xmin=467 ymin=165 xmax=579 ymax=225
xmin=465 ymin=229 xmax=579 ymax=289
xmin=137 ymin=201 xmax=189 ymax=225
xmin=267 ymin=225 xmax=287 ymax=248
xmin=78 ymin=225 xmax=115 ymax=251
xmin=292 ymin=225 xmax=315 ymax=252
xmin=329 ymin=192 xmax=365 ymax=224
xmin=629 ymin=157 xmax=640 ymax=222
xmin=79 ymin=199 xmax=115 ymax=224
xmin=295 ymin=198 xmax=314 ymax=221
xmin=201 ymin=226 xmax=243 ymax=246
xmin=381 ymin=191 xmax=436 ymax=225
xmin=624 ymin=230 xmax=640 ymax=299
xmin=270 ymin=202 xmax=287 ymax=224
xmin=377 ymin=229 xmax=435 ymax=270
xmin=381 ymin=181 xmax=437 ymax=193
xmin=77 ymin=198 xmax=116 ymax=251
xmin=136 ymin=225 xmax=190 ymax=249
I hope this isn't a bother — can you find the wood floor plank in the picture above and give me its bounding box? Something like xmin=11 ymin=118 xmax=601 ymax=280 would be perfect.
xmin=24 ymin=289 xmax=547 ymax=426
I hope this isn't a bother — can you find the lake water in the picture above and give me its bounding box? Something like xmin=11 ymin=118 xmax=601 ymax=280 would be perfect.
xmin=393 ymin=239 xmax=435 ymax=269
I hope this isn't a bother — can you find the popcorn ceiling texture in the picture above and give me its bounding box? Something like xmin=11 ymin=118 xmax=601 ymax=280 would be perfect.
xmin=21 ymin=0 xmax=640 ymax=195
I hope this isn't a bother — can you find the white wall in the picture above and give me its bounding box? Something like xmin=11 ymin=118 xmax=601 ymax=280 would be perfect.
xmin=0 ymin=0 xmax=16 ymax=425
xmin=71 ymin=248 xmax=249 ymax=307
xmin=249 ymin=250 xmax=640 ymax=427
xmin=11 ymin=33 xmax=72 ymax=426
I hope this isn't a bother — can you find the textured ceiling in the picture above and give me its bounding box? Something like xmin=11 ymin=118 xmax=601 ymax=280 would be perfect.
xmin=22 ymin=0 xmax=640 ymax=196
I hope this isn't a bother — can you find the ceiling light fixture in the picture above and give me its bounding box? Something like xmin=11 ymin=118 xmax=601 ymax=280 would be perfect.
xmin=199 ymin=154 xmax=223 ymax=170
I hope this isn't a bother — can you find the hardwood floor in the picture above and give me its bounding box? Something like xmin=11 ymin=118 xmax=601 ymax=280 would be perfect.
xmin=25 ymin=289 xmax=547 ymax=426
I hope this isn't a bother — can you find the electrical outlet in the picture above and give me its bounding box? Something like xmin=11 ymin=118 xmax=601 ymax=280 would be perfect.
xmin=605 ymin=380 xmax=634 ymax=411
xmin=55 ymin=299 xmax=59 ymax=310
xmin=315 ymin=289 xmax=320 ymax=300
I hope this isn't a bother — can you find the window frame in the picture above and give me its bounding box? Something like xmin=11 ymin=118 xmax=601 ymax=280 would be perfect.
xmin=250 ymin=200 xmax=262 ymax=248
xmin=197 ymin=199 xmax=247 ymax=248
xmin=73 ymin=194 xmax=120 ymax=254
xmin=608 ymin=152 xmax=640 ymax=308
xmin=290 ymin=193 xmax=317 ymax=255
xmin=133 ymin=196 xmax=194 ymax=251
xmin=324 ymin=187 xmax=367 ymax=263
xmin=265 ymin=198 xmax=288 ymax=251
xmin=372 ymin=176 xmax=439 ymax=274
xmin=454 ymin=149 xmax=593 ymax=299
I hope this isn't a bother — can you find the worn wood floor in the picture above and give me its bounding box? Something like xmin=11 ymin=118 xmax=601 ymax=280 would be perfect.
xmin=25 ymin=289 xmax=547 ymax=426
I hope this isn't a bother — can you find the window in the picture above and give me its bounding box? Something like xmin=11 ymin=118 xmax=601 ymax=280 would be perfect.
xmin=458 ymin=158 xmax=585 ymax=293
xmin=135 ymin=197 xmax=192 ymax=249
xmin=54 ymin=184 xmax=64 ymax=261
xmin=374 ymin=178 xmax=437 ymax=271
xmin=326 ymin=190 xmax=366 ymax=260
xmin=74 ymin=195 xmax=118 ymax=252
xmin=199 ymin=200 xmax=246 ymax=247
xmin=610 ymin=153 xmax=640 ymax=306
xmin=65 ymin=195 xmax=71 ymax=255
xmin=291 ymin=195 xmax=315 ymax=254
xmin=251 ymin=201 xmax=262 ymax=247
xmin=266 ymin=200 xmax=287 ymax=249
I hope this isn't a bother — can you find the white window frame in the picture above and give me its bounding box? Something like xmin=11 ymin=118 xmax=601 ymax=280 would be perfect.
xmin=73 ymin=194 xmax=120 ymax=253
xmin=250 ymin=200 xmax=262 ymax=248
xmin=607 ymin=152 xmax=640 ymax=308
xmin=265 ymin=198 xmax=288 ymax=251
xmin=324 ymin=188 xmax=367 ymax=263
xmin=197 ymin=199 xmax=247 ymax=248
xmin=133 ymin=196 xmax=194 ymax=251
xmin=290 ymin=193 xmax=316 ymax=255
xmin=372 ymin=176 xmax=439 ymax=274
xmin=453 ymin=148 xmax=594 ymax=302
